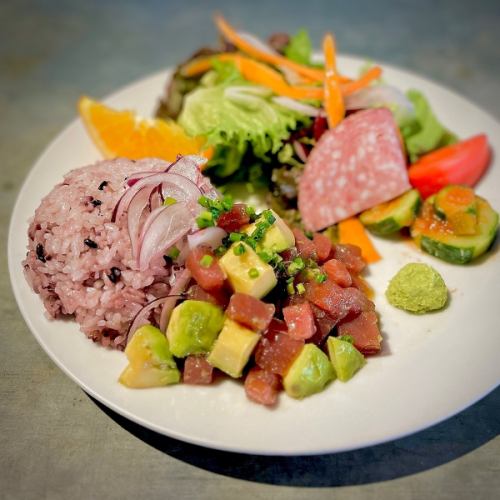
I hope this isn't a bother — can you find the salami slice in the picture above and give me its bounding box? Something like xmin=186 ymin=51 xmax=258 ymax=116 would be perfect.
xmin=298 ymin=108 xmax=410 ymax=231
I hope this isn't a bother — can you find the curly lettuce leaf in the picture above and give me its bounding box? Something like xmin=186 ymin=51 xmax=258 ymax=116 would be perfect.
xmin=402 ymin=90 xmax=457 ymax=162
xmin=284 ymin=29 xmax=313 ymax=65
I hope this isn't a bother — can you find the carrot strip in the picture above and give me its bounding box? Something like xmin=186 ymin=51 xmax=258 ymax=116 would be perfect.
xmin=322 ymin=33 xmax=345 ymax=128
xmin=215 ymin=14 xmax=325 ymax=82
xmin=338 ymin=217 xmax=381 ymax=264
xmin=341 ymin=66 xmax=382 ymax=95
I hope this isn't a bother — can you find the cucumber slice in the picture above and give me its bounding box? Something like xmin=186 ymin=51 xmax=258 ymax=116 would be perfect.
xmin=359 ymin=189 xmax=421 ymax=235
xmin=411 ymin=195 xmax=499 ymax=264
xmin=434 ymin=185 xmax=477 ymax=235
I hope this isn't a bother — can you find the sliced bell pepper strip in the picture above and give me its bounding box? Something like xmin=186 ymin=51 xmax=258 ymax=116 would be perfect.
xmin=338 ymin=217 xmax=381 ymax=264
xmin=322 ymin=33 xmax=345 ymax=128
xmin=408 ymin=134 xmax=491 ymax=198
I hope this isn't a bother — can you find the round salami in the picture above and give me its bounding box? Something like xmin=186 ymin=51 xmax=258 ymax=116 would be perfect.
xmin=298 ymin=108 xmax=410 ymax=231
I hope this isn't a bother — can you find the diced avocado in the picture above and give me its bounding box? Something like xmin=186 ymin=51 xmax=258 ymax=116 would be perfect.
xmin=243 ymin=210 xmax=295 ymax=252
xmin=167 ymin=300 xmax=224 ymax=358
xmin=360 ymin=189 xmax=421 ymax=235
xmin=283 ymin=344 xmax=335 ymax=399
xmin=219 ymin=242 xmax=277 ymax=298
xmin=207 ymin=318 xmax=260 ymax=378
xmin=119 ymin=325 xmax=180 ymax=388
xmin=434 ymin=185 xmax=477 ymax=235
xmin=327 ymin=337 xmax=366 ymax=381
xmin=411 ymin=195 xmax=499 ymax=264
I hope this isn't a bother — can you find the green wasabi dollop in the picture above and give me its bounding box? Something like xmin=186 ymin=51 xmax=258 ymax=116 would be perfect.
xmin=386 ymin=263 xmax=448 ymax=314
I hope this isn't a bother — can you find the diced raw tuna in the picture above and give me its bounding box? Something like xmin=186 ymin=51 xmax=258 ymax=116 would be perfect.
xmin=255 ymin=320 xmax=304 ymax=375
xmin=323 ymin=259 xmax=352 ymax=287
xmin=187 ymin=284 xmax=229 ymax=307
xmin=350 ymin=273 xmax=373 ymax=299
xmin=337 ymin=310 xmax=382 ymax=354
xmin=216 ymin=203 xmax=250 ymax=232
xmin=305 ymin=280 xmax=373 ymax=322
xmin=244 ymin=367 xmax=281 ymax=406
xmin=333 ymin=244 xmax=366 ymax=274
xmin=183 ymin=356 xmax=214 ymax=384
xmin=299 ymin=108 xmax=410 ymax=231
xmin=292 ymin=228 xmax=317 ymax=260
xmin=309 ymin=304 xmax=338 ymax=345
xmin=313 ymin=233 xmax=333 ymax=262
xmin=226 ymin=293 xmax=275 ymax=332
xmin=186 ymin=246 xmax=225 ymax=291
xmin=283 ymin=302 xmax=316 ymax=340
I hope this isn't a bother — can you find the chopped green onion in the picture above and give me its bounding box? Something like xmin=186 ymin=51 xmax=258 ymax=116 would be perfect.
xmin=221 ymin=195 xmax=234 ymax=211
xmin=315 ymin=273 xmax=327 ymax=283
xmin=229 ymin=232 xmax=243 ymax=242
xmin=245 ymin=205 xmax=256 ymax=217
xmin=248 ymin=268 xmax=260 ymax=279
xmin=214 ymin=245 xmax=226 ymax=257
xmin=233 ymin=243 xmax=246 ymax=256
xmin=167 ymin=247 xmax=180 ymax=259
xmin=287 ymin=257 xmax=305 ymax=276
xmin=163 ymin=196 xmax=177 ymax=207
xmin=262 ymin=209 xmax=276 ymax=225
xmin=287 ymin=282 xmax=295 ymax=295
xmin=257 ymin=249 xmax=273 ymax=263
xmin=199 ymin=255 xmax=213 ymax=268
xmin=198 ymin=195 xmax=210 ymax=208
xmin=196 ymin=211 xmax=214 ymax=229
xmin=296 ymin=283 xmax=306 ymax=295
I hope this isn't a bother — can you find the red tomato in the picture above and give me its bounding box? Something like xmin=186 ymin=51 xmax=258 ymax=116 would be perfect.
xmin=226 ymin=293 xmax=275 ymax=332
xmin=244 ymin=367 xmax=281 ymax=406
xmin=408 ymin=134 xmax=490 ymax=198
xmin=283 ymin=302 xmax=316 ymax=340
xmin=216 ymin=203 xmax=250 ymax=232
xmin=323 ymin=259 xmax=352 ymax=287
xmin=292 ymin=228 xmax=317 ymax=260
xmin=313 ymin=233 xmax=333 ymax=262
xmin=183 ymin=356 xmax=214 ymax=385
xmin=186 ymin=246 xmax=225 ymax=291
xmin=337 ymin=310 xmax=381 ymax=355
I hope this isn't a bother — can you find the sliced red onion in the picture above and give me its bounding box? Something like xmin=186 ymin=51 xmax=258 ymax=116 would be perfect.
xmin=272 ymin=96 xmax=324 ymax=117
xmin=138 ymin=202 xmax=194 ymax=271
xmin=126 ymin=296 xmax=168 ymax=345
xmin=166 ymin=155 xmax=207 ymax=185
xmin=345 ymin=84 xmax=415 ymax=125
xmin=126 ymin=170 xmax=168 ymax=187
xmin=293 ymin=140 xmax=308 ymax=163
xmin=127 ymin=185 xmax=157 ymax=258
xmin=138 ymin=205 xmax=166 ymax=249
xmin=159 ymin=268 xmax=192 ymax=332
xmin=113 ymin=172 xmax=201 ymax=223
xmin=148 ymin=185 xmax=164 ymax=211
xmin=187 ymin=227 xmax=227 ymax=251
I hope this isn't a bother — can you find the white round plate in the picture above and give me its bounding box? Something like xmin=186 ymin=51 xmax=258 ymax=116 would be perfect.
xmin=8 ymin=56 xmax=500 ymax=455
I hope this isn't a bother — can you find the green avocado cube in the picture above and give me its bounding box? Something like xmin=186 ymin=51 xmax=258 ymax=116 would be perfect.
xmin=283 ymin=344 xmax=335 ymax=399
xmin=244 ymin=210 xmax=295 ymax=253
xmin=119 ymin=325 xmax=180 ymax=388
xmin=327 ymin=337 xmax=366 ymax=382
xmin=167 ymin=300 xmax=224 ymax=358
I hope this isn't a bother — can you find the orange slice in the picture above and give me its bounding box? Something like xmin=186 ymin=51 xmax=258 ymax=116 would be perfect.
xmin=78 ymin=96 xmax=207 ymax=162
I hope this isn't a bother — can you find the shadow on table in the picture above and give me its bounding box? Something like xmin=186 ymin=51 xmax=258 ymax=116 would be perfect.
xmin=89 ymin=386 xmax=499 ymax=487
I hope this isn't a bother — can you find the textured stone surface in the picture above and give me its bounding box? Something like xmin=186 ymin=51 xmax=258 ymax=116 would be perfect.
xmin=1 ymin=1 xmax=499 ymax=499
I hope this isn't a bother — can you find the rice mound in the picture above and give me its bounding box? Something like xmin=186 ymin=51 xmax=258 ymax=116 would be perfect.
xmin=23 ymin=157 xmax=175 ymax=349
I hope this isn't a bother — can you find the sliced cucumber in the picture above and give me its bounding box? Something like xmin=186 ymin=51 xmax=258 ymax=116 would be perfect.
xmin=434 ymin=185 xmax=477 ymax=235
xmin=411 ymin=196 xmax=499 ymax=264
xmin=360 ymin=189 xmax=421 ymax=235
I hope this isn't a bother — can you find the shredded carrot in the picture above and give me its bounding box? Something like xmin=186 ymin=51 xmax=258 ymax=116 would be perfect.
xmin=215 ymin=14 xmax=325 ymax=82
xmin=322 ymin=33 xmax=345 ymax=128
xmin=341 ymin=66 xmax=382 ymax=95
xmin=338 ymin=217 xmax=381 ymax=264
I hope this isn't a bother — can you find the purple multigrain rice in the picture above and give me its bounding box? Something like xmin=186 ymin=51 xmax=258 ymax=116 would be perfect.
xmin=23 ymin=157 xmax=175 ymax=349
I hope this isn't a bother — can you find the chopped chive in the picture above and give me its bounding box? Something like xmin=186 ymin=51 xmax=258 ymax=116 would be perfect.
xmin=163 ymin=196 xmax=177 ymax=206
xmin=214 ymin=245 xmax=226 ymax=257
xmin=287 ymin=282 xmax=295 ymax=295
xmin=221 ymin=195 xmax=234 ymax=211
xmin=248 ymin=268 xmax=260 ymax=279
xmin=196 ymin=210 xmax=214 ymax=229
xmin=262 ymin=209 xmax=276 ymax=225
xmin=245 ymin=205 xmax=256 ymax=217
xmin=168 ymin=247 xmax=180 ymax=259
xmin=199 ymin=255 xmax=213 ymax=267
xmin=315 ymin=273 xmax=327 ymax=283
xmin=229 ymin=232 xmax=243 ymax=242
xmin=257 ymin=249 xmax=273 ymax=263
xmin=296 ymin=283 xmax=306 ymax=295
xmin=233 ymin=243 xmax=246 ymax=256
xmin=198 ymin=195 xmax=211 ymax=208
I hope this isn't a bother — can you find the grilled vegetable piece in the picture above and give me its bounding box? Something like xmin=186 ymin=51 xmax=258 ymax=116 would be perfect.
xmin=411 ymin=195 xmax=499 ymax=264
xmin=433 ymin=185 xmax=477 ymax=235
xmin=359 ymin=189 xmax=421 ymax=235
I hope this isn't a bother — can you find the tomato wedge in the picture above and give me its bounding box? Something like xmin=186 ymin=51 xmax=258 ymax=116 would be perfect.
xmin=408 ymin=134 xmax=490 ymax=198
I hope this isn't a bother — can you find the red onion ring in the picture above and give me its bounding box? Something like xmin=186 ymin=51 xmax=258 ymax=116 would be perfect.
xmin=127 ymin=185 xmax=157 ymax=258
xmin=159 ymin=268 xmax=192 ymax=332
xmin=187 ymin=227 xmax=227 ymax=251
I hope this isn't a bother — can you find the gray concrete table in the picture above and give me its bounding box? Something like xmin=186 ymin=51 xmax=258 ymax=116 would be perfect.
xmin=1 ymin=1 xmax=499 ymax=499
